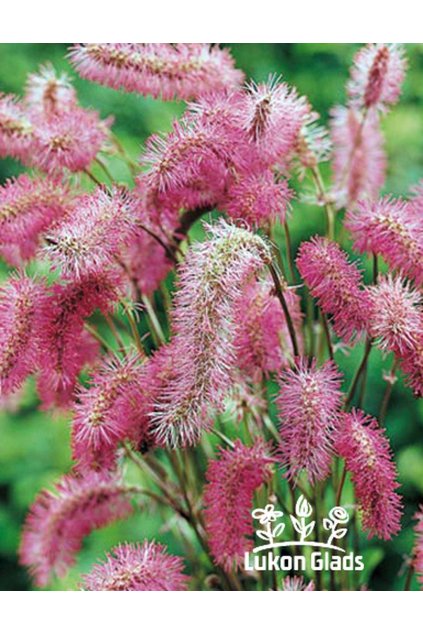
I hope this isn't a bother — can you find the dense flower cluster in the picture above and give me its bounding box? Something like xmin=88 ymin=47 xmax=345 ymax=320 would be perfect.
xmin=0 ymin=42 xmax=419 ymax=591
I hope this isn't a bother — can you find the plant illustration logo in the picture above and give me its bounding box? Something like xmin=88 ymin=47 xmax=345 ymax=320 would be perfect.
xmin=244 ymin=495 xmax=364 ymax=572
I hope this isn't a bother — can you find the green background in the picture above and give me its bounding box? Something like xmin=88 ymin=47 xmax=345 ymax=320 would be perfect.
xmin=0 ymin=44 xmax=422 ymax=590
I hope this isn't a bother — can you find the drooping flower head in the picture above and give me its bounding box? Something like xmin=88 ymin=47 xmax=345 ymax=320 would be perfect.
xmin=30 ymin=107 xmax=110 ymax=174
xmin=45 ymin=187 xmax=138 ymax=278
xmin=72 ymin=353 xmax=143 ymax=472
xmin=69 ymin=43 xmax=243 ymax=100
xmin=36 ymin=270 xmax=123 ymax=409
xmin=0 ymin=275 xmax=45 ymax=396
xmin=335 ymin=409 xmax=402 ymax=540
xmin=347 ymin=44 xmax=406 ymax=112
xmin=0 ymin=93 xmax=33 ymax=161
xmin=20 ymin=471 xmax=133 ymax=587
xmin=296 ymin=236 xmax=370 ymax=342
xmin=0 ymin=174 xmax=72 ymax=265
xmin=25 ymin=63 xmax=77 ymax=117
xmin=239 ymin=76 xmax=310 ymax=165
xmin=203 ymin=440 xmax=274 ymax=572
xmin=277 ymin=358 xmax=343 ymax=483
xmin=346 ymin=197 xmax=423 ymax=286
xmin=150 ymin=220 xmax=272 ymax=447
xmin=81 ymin=541 xmax=189 ymax=591
xmin=330 ymin=106 xmax=385 ymax=208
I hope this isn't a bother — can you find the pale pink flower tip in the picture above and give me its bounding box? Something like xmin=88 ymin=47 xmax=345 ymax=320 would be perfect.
xmin=19 ymin=471 xmax=133 ymax=587
xmin=335 ymin=409 xmax=402 ymax=540
xmin=277 ymin=358 xmax=343 ymax=484
xmin=296 ymin=236 xmax=370 ymax=342
xmin=69 ymin=44 xmax=243 ymax=100
xmin=204 ymin=440 xmax=274 ymax=572
xmin=82 ymin=541 xmax=189 ymax=591
xmin=330 ymin=106 xmax=385 ymax=208
xmin=25 ymin=63 xmax=77 ymax=117
xmin=282 ymin=576 xmax=315 ymax=591
xmin=346 ymin=197 xmax=423 ymax=286
xmin=348 ymin=44 xmax=407 ymax=111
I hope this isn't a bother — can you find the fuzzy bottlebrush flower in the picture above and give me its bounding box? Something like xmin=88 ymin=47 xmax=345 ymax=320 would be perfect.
xmin=277 ymin=358 xmax=343 ymax=484
xmin=282 ymin=576 xmax=315 ymax=591
xmin=20 ymin=471 xmax=133 ymax=587
xmin=335 ymin=409 xmax=402 ymax=540
xmin=0 ymin=174 xmax=71 ymax=265
xmin=368 ymin=277 xmax=423 ymax=397
xmin=0 ymin=93 xmax=33 ymax=161
xmin=330 ymin=106 xmax=386 ymax=208
xmin=45 ymin=187 xmax=137 ymax=278
xmin=224 ymin=171 xmax=292 ymax=227
xmin=367 ymin=275 xmax=422 ymax=356
xmin=150 ymin=220 xmax=272 ymax=447
xmin=69 ymin=43 xmax=243 ymax=100
xmin=141 ymin=118 xmax=232 ymax=203
xmin=203 ymin=440 xmax=274 ymax=572
xmin=234 ymin=279 xmax=302 ymax=381
xmin=30 ymin=107 xmax=110 ymax=174
xmin=25 ymin=64 xmax=77 ymax=117
xmin=413 ymin=507 xmax=423 ymax=587
xmin=0 ymin=275 xmax=45 ymax=396
xmin=123 ymin=230 xmax=173 ymax=296
xmin=72 ymin=354 xmax=144 ymax=472
xmin=347 ymin=44 xmax=406 ymax=112
xmin=82 ymin=541 xmax=189 ymax=591
xmin=296 ymin=237 xmax=370 ymax=342
xmin=346 ymin=197 xmax=423 ymax=286
xmin=36 ymin=271 xmax=123 ymax=409
xmin=238 ymin=77 xmax=311 ymax=166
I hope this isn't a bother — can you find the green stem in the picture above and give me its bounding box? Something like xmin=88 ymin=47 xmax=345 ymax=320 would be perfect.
xmin=268 ymin=262 xmax=299 ymax=357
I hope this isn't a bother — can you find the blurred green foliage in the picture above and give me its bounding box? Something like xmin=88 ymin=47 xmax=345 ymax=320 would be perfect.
xmin=0 ymin=44 xmax=422 ymax=591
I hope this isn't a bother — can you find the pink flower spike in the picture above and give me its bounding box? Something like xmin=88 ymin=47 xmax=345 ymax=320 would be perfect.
xmin=348 ymin=44 xmax=407 ymax=112
xmin=69 ymin=44 xmax=243 ymax=100
xmin=413 ymin=507 xmax=423 ymax=588
xmin=30 ymin=107 xmax=110 ymax=174
xmin=0 ymin=274 xmax=45 ymax=396
xmin=150 ymin=220 xmax=272 ymax=447
xmin=44 ymin=187 xmax=138 ymax=278
xmin=72 ymin=353 xmax=143 ymax=472
xmin=25 ymin=63 xmax=77 ymax=117
xmin=296 ymin=236 xmax=370 ymax=342
xmin=347 ymin=196 xmax=423 ymax=286
xmin=19 ymin=471 xmax=133 ymax=587
xmin=330 ymin=106 xmax=386 ymax=208
xmin=335 ymin=409 xmax=402 ymax=540
xmin=36 ymin=270 xmax=123 ymax=409
xmin=367 ymin=275 xmax=422 ymax=356
xmin=82 ymin=541 xmax=189 ymax=591
xmin=239 ymin=76 xmax=310 ymax=165
xmin=277 ymin=358 xmax=343 ymax=484
xmin=204 ymin=440 xmax=274 ymax=572
xmin=0 ymin=174 xmax=71 ymax=265
xmin=0 ymin=93 xmax=33 ymax=161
